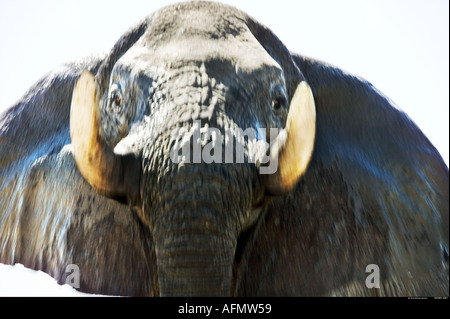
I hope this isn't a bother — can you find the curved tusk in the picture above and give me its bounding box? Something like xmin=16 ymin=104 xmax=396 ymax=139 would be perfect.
xmin=70 ymin=71 xmax=140 ymax=204
xmin=264 ymin=81 xmax=316 ymax=195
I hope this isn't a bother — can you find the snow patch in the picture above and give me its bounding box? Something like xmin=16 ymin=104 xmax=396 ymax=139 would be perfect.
xmin=0 ymin=263 xmax=104 ymax=296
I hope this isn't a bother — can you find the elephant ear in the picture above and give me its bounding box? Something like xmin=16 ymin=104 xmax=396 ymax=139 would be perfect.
xmin=0 ymin=56 xmax=153 ymax=295
xmin=234 ymin=54 xmax=449 ymax=296
xmin=0 ymin=17 xmax=156 ymax=296
xmin=262 ymin=81 xmax=316 ymax=195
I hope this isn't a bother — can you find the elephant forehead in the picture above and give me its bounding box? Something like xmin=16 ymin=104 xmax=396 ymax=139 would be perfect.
xmin=121 ymin=36 xmax=281 ymax=79
xmin=162 ymin=38 xmax=276 ymax=69
xmin=118 ymin=3 xmax=281 ymax=75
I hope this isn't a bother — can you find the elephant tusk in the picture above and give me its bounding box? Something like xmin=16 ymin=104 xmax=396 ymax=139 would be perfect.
xmin=70 ymin=71 xmax=140 ymax=204
xmin=264 ymin=81 xmax=316 ymax=195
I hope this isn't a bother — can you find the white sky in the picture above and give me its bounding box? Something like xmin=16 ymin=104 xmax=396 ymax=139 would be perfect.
xmin=0 ymin=0 xmax=448 ymax=166
xmin=0 ymin=0 xmax=448 ymax=295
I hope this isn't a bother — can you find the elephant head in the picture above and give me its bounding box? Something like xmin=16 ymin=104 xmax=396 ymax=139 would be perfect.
xmin=69 ymin=2 xmax=315 ymax=296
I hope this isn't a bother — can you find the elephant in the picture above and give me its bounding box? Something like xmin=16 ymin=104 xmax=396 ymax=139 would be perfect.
xmin=0 ymin=1 xmax=448 ymax=297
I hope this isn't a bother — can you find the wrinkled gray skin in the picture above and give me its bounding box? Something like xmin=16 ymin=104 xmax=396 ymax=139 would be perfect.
xmin=0 ymin=2 xmax=448 ymax=296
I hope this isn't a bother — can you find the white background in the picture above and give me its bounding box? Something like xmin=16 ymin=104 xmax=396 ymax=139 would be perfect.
xmin=0 ymin=0 xmax=448 ymax=295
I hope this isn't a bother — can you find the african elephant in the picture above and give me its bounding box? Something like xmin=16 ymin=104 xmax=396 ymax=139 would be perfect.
xmin=0 ymin=1 xmax=448 ymax=296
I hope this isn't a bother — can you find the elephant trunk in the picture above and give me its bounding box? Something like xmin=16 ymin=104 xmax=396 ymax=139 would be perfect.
xmin=152 ymin=205 xmax=238 ymax=296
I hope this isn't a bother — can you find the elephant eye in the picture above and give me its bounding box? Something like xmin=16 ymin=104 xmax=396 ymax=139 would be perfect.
xmin=113 ymin=93 xmax=121 ymax=105
xmin=272 ymin=96 xmax=287 ymax=110
xmin=271 ymin=84 xmax=288 ymax=111
xmin=272 ymin=98 xmax=282 ymax=110
xmin=110 ymin=85 xmax=123 ymax=109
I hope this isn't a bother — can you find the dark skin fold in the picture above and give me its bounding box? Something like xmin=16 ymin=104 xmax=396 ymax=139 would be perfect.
xmin=0 ymin=2 xmax=448 ymax=296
